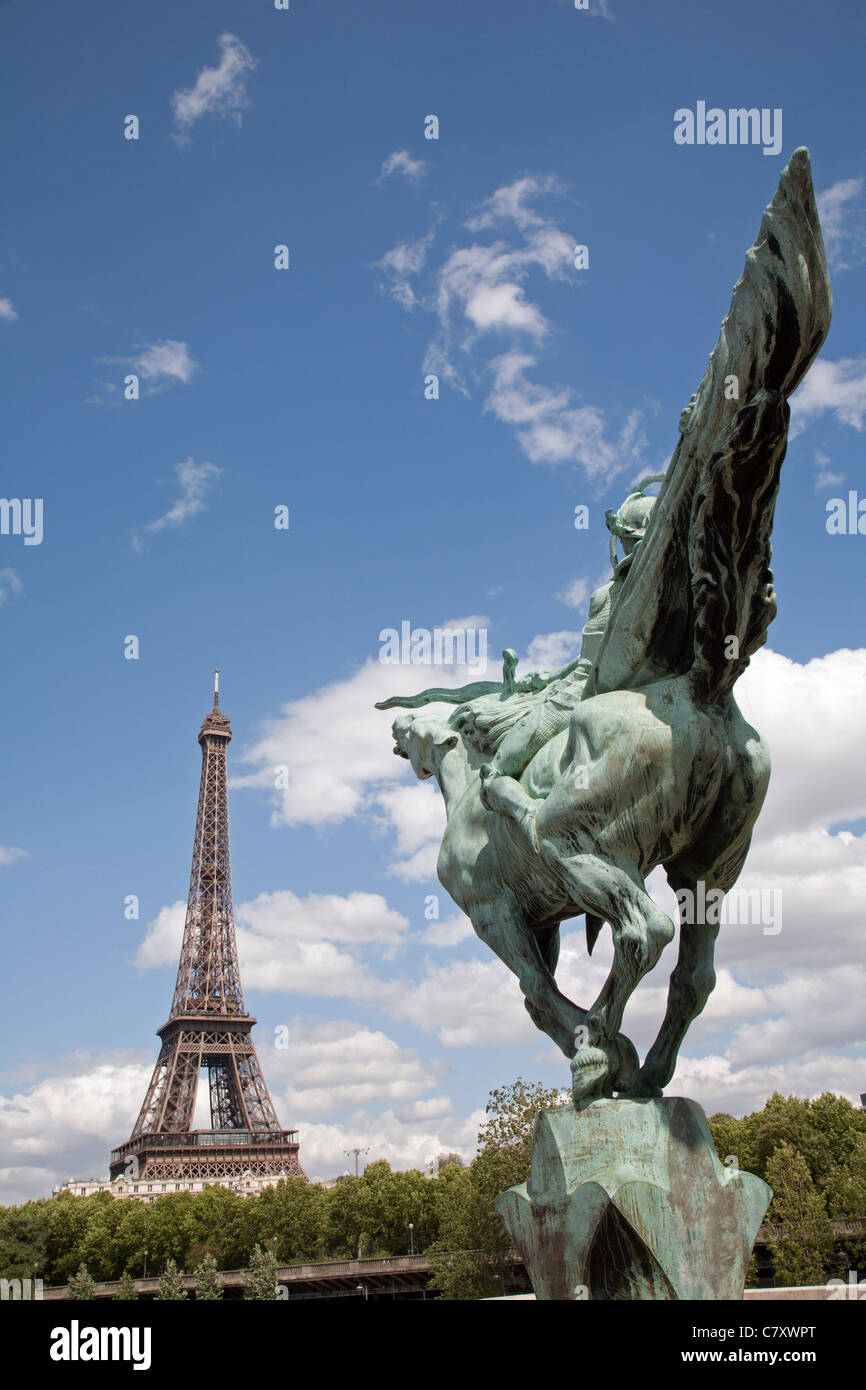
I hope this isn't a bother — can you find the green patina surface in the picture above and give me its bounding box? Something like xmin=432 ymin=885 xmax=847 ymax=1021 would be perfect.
xmin=496 ymin=1098 xmax=771 ymax=1301
xmin=377 ymin=150 xmax=832 ymax=1298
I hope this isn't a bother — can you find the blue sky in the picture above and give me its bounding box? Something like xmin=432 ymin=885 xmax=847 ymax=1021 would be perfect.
xmin=1 ymin=0 xmax=865 ymax=1201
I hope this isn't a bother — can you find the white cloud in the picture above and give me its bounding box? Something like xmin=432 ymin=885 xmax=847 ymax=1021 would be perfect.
xmin=374 ymin=227 xmax=437 ymax=310
xmin=133 ymin=644 xmax=866 ymax=1131
xmin=234 ymin=658 xmax=418 ymax=828
xmin=373 ymin=783 xmax=446 ymax=882
xmin=0 ymin=298 xmax=18 ymax=322
xmin=134 ymin=457 xmax=221 ymax=545
xmin=465 ymin=282 xmax=548 ymax=338
xmin=486 ymin=351 xmax=648 ymax=472
xmin=0 ymin=845 xmax=29 ymax=867
xmin=172 ymin=33 xmax=258 ymax=139
xmin=136 ymin=889 xmax=408 ymax=1003
xmin=0 ymin=1045 xmax=479 ymax=1200
xmin=376 ymin=173 xmax=648 ymax=479
xmin=0 ymin=567 xmax=22 ymax=606
xmin=790 ymin=356 xmax=866 ymax=436
xmin=296 ymin=1106 xmax=482 ymax=1182
xmin=0 ymin=1055 xmax=152 ymax=1204
xmin=735 ymin=647 xmax=866 ymax=837
xmin=267 ymin=1018 xmax=436 ymax=1117
xmin=133 ymin=900 xmax=186 ymax=968
xmin=376 ymin=150 xmax=428 ymax=185
xmin=524 ymin=630 xmax=581 ymax=670
xmin=420 ymin=913 xmax=474 ymax=948
xmin=815 ymin=469 xmax=844 ymax=490
xmin=90 ymin=339 xmax=200 ymax=404
xmin=394 ymin=958 xmax=540 ymax=1048
xmin=816 ymin=176 xmax=866 ymax=271
xmin=671 ymin=1052 xmax=865 ymax=1119
xmin=233 ymin=637 xmax=495 ymax=875
xmin=557 ymin=576 xmax=591 ymax=609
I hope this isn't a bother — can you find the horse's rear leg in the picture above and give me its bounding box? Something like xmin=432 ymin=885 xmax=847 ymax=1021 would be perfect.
xmin=628 ymin=911 xmax=719 ymax=1098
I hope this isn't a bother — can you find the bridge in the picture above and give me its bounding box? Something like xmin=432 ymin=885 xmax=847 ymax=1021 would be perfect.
xmin=40 ymin=1221 xmax=865 ymax=1300
xmin=43 ymin=1252 xmax=447 ymax=1301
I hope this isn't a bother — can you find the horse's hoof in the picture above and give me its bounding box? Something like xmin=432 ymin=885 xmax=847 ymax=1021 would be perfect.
xmin=620 ymin=1067 xmax=665 ymax=1100
xmin=570 ymin=1031 xmax=639 ymax=1106
xmin=570 ymin=1044 xmax=612 ymax=1104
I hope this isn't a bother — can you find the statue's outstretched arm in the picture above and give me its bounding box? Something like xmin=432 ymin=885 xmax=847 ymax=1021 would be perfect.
xmin=375 ymin=649 xmax=518 ymax=711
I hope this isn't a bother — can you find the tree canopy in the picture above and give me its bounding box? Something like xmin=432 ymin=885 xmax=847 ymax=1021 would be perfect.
xmin=1 ymin=1085 xmax=861 ymax=1297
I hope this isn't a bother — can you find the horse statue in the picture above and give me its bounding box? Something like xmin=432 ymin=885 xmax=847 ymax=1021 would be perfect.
xmin=376 ymin=149 xmax=832 ymax=1104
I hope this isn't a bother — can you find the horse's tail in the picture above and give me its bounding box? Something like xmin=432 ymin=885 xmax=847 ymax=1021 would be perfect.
xmin=688 ymin=389 xmax=787 ymax=705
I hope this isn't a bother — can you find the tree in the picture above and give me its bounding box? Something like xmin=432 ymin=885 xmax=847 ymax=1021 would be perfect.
xmin=114 ymin=1270 xmax=138 ymax=1301
xmin=243 ymin=1243 xmax=280 ymax=1300
xmin=155 ymin=1256 xmax=188 ymax=1300
xmin=67 ymin=1262 xmax=96 ymax=1299
xmin=427 ymin=1078 xmax=567 ymax=1299
xmin=431 ymin=1152 xmax=464 ymax=1173
xmin=0 ymin=1197 xmax=50 ymax=1283
xmin=250 ymin=1177 xmax=329 ymax=1264
xmin=193 ymin=1251 xmax=223 ymax=1301
xmin=824 ymin=1132 xmax=866 ymax=1272
xmin=765 ymin=1143 xmax=834 ymax=1287
xmin=755 ymin=1095 xmax=833 ymax=1187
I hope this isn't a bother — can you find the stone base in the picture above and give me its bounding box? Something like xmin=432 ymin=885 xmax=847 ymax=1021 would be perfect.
xmin=495 ymin=1097 xmax=771 ymax=1301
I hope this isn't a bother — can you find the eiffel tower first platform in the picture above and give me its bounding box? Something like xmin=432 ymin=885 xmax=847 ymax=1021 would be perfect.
xmin=110 ymin=673 xmax=304 ymax=1187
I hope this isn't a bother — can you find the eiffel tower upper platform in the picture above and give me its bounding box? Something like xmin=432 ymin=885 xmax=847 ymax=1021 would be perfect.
xmin=110 ymin=673 xmax=304 ymax=1186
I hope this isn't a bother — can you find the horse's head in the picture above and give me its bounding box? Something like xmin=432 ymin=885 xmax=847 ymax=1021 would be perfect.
xmin=391 ymin=709 xmax=459 ymax=782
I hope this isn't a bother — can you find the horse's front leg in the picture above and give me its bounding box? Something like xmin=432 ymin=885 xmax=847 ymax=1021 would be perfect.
xmin=550 ymin=853 xmax=673 ymax=1101
xmin=470 ymin=902 xmax=585 ymax=1058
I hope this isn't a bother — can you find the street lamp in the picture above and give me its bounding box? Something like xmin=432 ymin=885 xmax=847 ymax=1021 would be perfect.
xmin=408 ymin=1222 xmax=414 ymax=1255
xmin=142 ymin=1250 xmax=148 ymax=1280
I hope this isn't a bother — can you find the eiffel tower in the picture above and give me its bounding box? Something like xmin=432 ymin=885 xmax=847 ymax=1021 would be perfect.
xmin=110 ymin=673 xmax=304 ymax=1186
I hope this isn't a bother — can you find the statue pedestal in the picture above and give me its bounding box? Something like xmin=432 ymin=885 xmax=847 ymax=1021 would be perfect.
xmin=495 ymin=1097 xmax=770 ymax=1301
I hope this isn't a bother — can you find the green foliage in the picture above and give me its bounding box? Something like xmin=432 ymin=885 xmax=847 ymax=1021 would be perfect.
xmin=192 ymin=1251 xmax=223 ymax=1300
xmin=427 ymin=1077 xmax=567 ymax=1300
xmin=155 ymin=1256 xmax=188 ymax=1300
xmin=243 ymin=1243 xmax=280 ymax=1300
xmin=824 ymin=1132 xmax=866 ymax=1271
xmin=764 ymin=1143 xmax=834 ymax=1287
xmin=325 ymin=1161 xmax=437 ymax=1260
xmin=0 ymin=1198 xmax=50 ymax=1282
xmin=1 ymin=1083 xmax=861 ymax=1299
xmin=67 ymin=1262 xmax=96 ymax=1299
xmin=114 ymin=1270 xmax=138 ymax=1301
xmin=709 ymin=1092 xmax=866 ymax=1189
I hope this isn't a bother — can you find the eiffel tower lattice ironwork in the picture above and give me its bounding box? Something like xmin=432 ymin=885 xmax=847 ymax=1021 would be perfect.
xmin=110 ymin=672 xmax=304 ymax=1185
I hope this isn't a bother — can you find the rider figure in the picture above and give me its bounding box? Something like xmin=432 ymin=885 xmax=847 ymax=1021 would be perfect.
xmin=471 ymin=474 xmax=664 ymax=786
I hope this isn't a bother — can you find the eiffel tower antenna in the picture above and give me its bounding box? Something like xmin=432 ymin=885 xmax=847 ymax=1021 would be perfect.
xmin=111 ymin=674 xmax=304 ymax=1187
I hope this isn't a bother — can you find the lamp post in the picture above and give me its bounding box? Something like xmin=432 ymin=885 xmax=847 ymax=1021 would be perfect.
xmin=409 ymin=1222 xmax=415 ymax=1255
xmin=344 ymin=1147 xmax=369 ymax=1178
xmin=142 ymin=1250 xmax=148 ymax=1280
